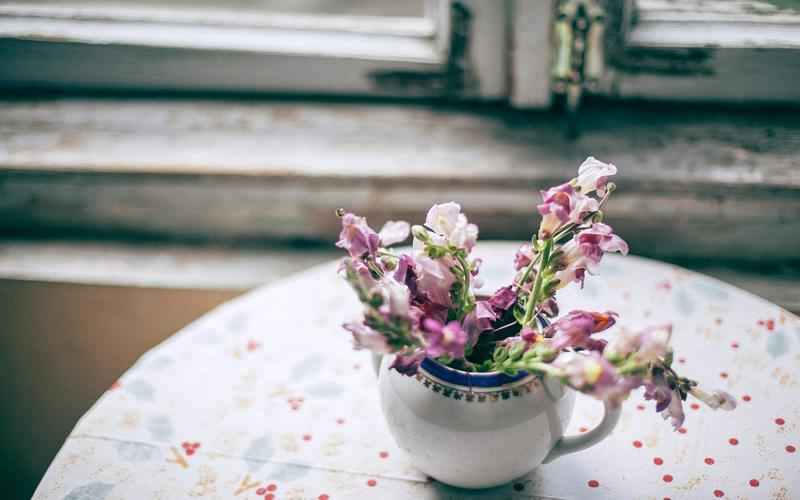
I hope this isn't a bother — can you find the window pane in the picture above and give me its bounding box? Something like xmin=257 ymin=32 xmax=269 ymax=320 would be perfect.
xmin=10 ymin=0 xmax=427 ymax=17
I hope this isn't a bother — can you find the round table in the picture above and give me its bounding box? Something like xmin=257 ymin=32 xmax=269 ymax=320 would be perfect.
xmin=33 ymin=243 xmax=799 ymax=500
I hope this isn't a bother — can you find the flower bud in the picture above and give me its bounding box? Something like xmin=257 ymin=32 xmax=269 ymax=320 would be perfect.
xmin=411 ymin=225 xmax=430 ymax=242
xmin=381 ymin=256 xmax=397 ymax=271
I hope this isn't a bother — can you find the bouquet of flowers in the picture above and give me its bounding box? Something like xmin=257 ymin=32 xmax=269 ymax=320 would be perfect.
xmin=336 ymin=157 xmax=735 ymax=428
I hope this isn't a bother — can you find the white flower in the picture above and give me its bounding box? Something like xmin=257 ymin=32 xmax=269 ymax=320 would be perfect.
xmin=380 ymin=277 xmax=410 ymax=317
xmin=423 ymin=202 xmax=478 ymax=251
xmin=690 ymin=387 xmax=737 ymax=411
xmin=378 ymin=220 xmax=410 ymax=246
xmin=575 ymin=157 xmax=617 ymax=196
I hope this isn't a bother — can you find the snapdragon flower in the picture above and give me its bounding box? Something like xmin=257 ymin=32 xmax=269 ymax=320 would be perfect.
xmin=514 ymin=243 xmax=535 ymax=271
xmin=336 ymin=212 xmax=410 ymax=259
xmin=415 ymin=254 xmax=457 ymax=308
xmin=537 ymin=183 xmax=599 ymax=240
xmin=574 ymin=156 xmax=617 ymax=196
xmin=390 ymin=348 xmax=426 ymax=375
xmin=554 ymin=223 xmax=629 ymax=288
xmin=546 ymin=310 xmax=617 ymax=351
xmin=421 ymin=202 xmax=479 ymax=251
xmin=690 ymin=387 xmax=737 ymax=411
xmin=422 ymin=318 xmax=468 ymax=359
xmin=343 ymin=322 xmax=392 ymax=353
xmin=604 ymin=324 xmax=672 ymax=364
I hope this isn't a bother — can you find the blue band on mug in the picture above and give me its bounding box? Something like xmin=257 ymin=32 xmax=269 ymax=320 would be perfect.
xmin=420 ymin=358 xmax=529 ymax=388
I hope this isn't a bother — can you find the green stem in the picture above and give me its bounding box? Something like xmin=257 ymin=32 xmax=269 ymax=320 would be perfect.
xmin=522 ymin=238 xmax=554 ymax=327
xmin=455 ymin=253 xmax=472 ymax=316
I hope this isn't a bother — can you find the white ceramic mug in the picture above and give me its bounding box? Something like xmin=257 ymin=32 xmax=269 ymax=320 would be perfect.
xmin=375 ymin=354 xmax=621 ymax=489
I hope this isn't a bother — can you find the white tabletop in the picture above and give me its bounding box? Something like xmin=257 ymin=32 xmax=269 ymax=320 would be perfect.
xmin=34 ymin=243 xmax=800 ymax=500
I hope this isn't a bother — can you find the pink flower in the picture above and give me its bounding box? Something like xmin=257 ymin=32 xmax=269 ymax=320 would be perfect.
xmin=487 ymin=286 xmax=517 ymax=313
xmin=575 ymin=157 xmax=617 ymax=196
xmin=546 ymin=310 xmax=617 ymax=351
xmin=540 ymin=297 xmax=559 ymax=318
xmin=661 ymin=389 xmax=686 ymax=430
xmin=557 ymin=353 xmax=617 ymax=390
xmin=537 ymin=183 xmax=599 ymax=239
xmin=644 ymin=377 xmax=673 ymax=412
xmin=339 ymin=257 xmax=378 ymax=298
xmin=422 ymin=319 xmax=468 ymax=359
xmin=415 ymin=254 xmax=456 ymax=307
xmin=554 ymin=223 xmax=628 ymax=288
xmin=514 ymin=243 xmax=535 ymax=270
xmin=378 ymin=220 xmax=410 ymax=246
xmin=556 ymin=353 xmax=640 ymax=407
xmin=390 ymin=348 xmax=426 ymax=375
xmin=343 ymin=322 xmax=392 ymax=353
xmin=393 ymin=254 xmax=419 ymax=299
xmin=423 ymin=202 xmax=479 ymax=251
xmin=336 ymin=213 xmax=380 ymax=259
xmin=462 ymin=301 xmax=496 ymax=348
xmin=604 ymin=324 xmax=672 ymax=364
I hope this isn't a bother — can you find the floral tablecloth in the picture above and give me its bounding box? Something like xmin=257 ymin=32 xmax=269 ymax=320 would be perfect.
xmin=34 ymin=243 xmax=799 ymax=500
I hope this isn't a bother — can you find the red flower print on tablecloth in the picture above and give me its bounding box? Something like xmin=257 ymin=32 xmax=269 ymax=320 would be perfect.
xmin=181 ymin=441 xmax=201 ymax=456
xmin=246 ymin=339 xmax=261 ymax=352
xmin=287 ymin=396 xmax=304 ymax=411
xmin=757 ymin=319 xmax=776 ymax=331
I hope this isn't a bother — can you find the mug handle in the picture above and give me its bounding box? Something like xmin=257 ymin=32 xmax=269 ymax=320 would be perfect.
xmin=542 ymin=399 xmax=621 ymax=464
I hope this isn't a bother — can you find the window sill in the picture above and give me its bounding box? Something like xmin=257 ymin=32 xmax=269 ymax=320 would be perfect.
xmin=1 ymin=97 xmax=799 ymax=261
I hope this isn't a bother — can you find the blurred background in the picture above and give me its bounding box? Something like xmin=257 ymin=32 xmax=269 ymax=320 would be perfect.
xmin=1 ymin=0 xmax=799 ymax=497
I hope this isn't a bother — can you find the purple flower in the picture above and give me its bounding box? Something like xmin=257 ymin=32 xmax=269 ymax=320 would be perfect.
xmin=336 ymin=213 xmax=380 ymax=259
xmin=554 ymin=223 xmax=628 ymax=288
xmin=546 ymin=310 xmax=618 ymax=351
xmin=661 ymin=389 xmax=686 ymax=430
xmin=575 ymin=157 xmax=617 ymax=196
xmin=415 ymin=254 xmax=456 ymax=308
xmin=422 ymin=202 xmax=479 ymax=251
xmin=393 ymin=254 xmax=419 ymax=299
xmin=343 ymin=322 xmax=392 ymax=353
xmin=462 ymin=301 xmax=496 ymax=348
xmin=487 ymin=285 xmax=517 ymax=314
xmin=339 ymin=257 xmax=378 ymax=299
xmin=514 ymin=243 xmax=535 ymax=270
xmin=644 ymin=379 xmax=673 ymax=412
xmin=520 ymin=327 xmax=539 ymax=343
xmin=422 ymin=318 xmax=468 ymax=359
xmin=540 ymin=297 xmax=559 ymax=318
xmin=379 ymin=220 xmax=410 ymax=246
xmin=537 ymin=183 xmax=599 ymax=240
xmin=390 ymin=349 xmax=426 ymax=376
